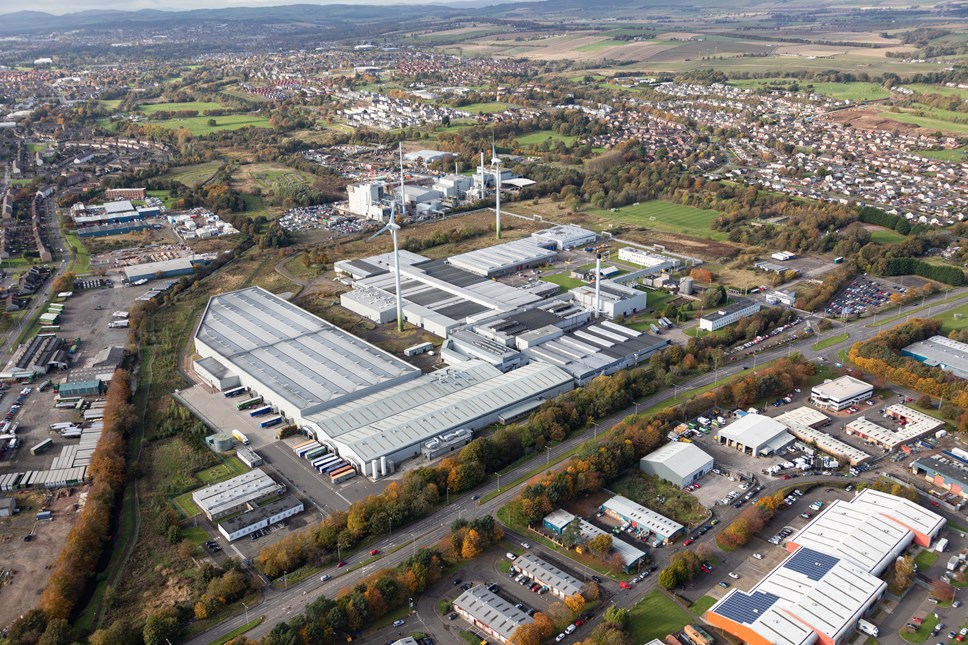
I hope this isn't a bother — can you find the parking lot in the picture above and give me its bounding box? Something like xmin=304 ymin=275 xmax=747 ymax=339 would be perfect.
xmin=825 ymin=276 xmax=900 ymax=318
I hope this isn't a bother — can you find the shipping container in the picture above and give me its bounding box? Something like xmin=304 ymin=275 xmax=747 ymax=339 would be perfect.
xmin=330 ymin=466 xmax=357 ymax=484
xmin=31 ymin=438 xmax=53 ymax=455
xmin=249 ymin=405 xmax=272 ymax=417
xmin=295 ymin=442 xmax=322 ymax=458
xmin=260 ymin=416 xmax=282 ymax=428
xmin=223 ymin=386 xmax=247 ymax=398
xmin=232 ymin=430 xmax=250 ymax=445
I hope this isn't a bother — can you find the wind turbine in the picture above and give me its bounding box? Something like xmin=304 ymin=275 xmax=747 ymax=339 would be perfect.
xmin=369 ymin=203 xmax=404 ymax=332
xmin=398 ymin=141 xmax=406 ymax=218
xmin=491 ymin=133 xmax=502 ymax=239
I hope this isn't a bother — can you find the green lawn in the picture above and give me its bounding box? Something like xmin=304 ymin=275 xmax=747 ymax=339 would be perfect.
xmin=628 ymin=590 xmax=695 ymax=643
xmin=541 ymin=274 xmax=585 ymax=290
xmin=868 ymin=226 xmax=906 ymax=244
xmin=196 ymin=455 xmax=247 ymax=483
xmin=182 ymin=526 xmax=212 ymax=545
xmin=516 ymin=130 xmax=578 ymax=146
xmin=812 ymin=332 xmax=849 ymax=351
xmin=913 ymin=146 xmax=968 ymax=162
xmin=138 ymin=100 xmax=225 ymax=114
xmin=935 ymin=300 xmax=968 ymax=332
xmin=207 ymin=617 xmax=264 ymax=645
xmin=576 ymin=39 xmax=628 ymax=52
xmin=690 ymin=595 xmax=717 ymax=616
xmin=172 ymin=491 xmax=202 ymax=518
xmin=99 ymin=99 xmax=123 ymax=110
xmin=915 ymin=549 xmax=940 ymax=571
xmin=457 ymin=102 xmax=511 ymax=114
xmin=586 ymin=200 xmax=726 ymax=241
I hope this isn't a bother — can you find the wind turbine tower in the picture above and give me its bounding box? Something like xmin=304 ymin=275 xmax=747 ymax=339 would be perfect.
xmin=398 ymin=141 xmax=406 ymax=218
xmin=369 ymin=203 xmax=404 ymax=332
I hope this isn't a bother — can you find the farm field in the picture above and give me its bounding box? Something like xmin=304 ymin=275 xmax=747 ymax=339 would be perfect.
xmin=233 ymin=162 xmax=317 ymax=193
xmin=576 ymin=39 xmax=628 ymax=52
xmin=162 ymin=161 xmax=223 ymax=187
xmin=914 ymin=146 xmax=968 ymax=162
xmin=457 ymin=101 xmax=511 ymax=114
xmin=515 ymin=130 xmax=578 ymax=146
xmin=585 ymin=200 xmax=726 ymax=241
xmin=99 ymin=99 xmax=122 ymax=110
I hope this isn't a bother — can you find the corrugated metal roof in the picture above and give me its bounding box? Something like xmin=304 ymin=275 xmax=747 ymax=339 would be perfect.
xmin=195 ymin=287 xmax=419 ymax=413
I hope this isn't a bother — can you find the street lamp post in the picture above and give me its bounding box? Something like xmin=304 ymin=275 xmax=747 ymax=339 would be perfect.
xmin=283 ymin=570 xmax=288 ymax=591
xmin=593 ymin=422 xmax=598 ymax=439
xmin=546 ymin=446 xmax=551 ymax=465
xmin=496 ymin=472 xmax=502 ymax=492
xmin=242 ymin=601 xmax=250 ymax=625
xmin=446 ymin=487 xmax=450 ymax=506
xmin=410 ymin=533 xmax=417 ymax=558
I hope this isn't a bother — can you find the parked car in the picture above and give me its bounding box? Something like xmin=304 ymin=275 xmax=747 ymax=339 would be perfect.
xmin=619 ymin=581 xmax=632 ymax=589
xmin=392 ymin=619 xmax=405 ymax=627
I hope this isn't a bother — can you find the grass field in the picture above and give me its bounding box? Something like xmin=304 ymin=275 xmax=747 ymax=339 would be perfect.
xmin=906 ymin=83 xmax=968 ymax=99
xmin=628 ymin=590 xmax=695 ymax=643
xmin=730 ymin=78 xmax=890 ymax=101
xmin=878 ymin=109 xmax=968 ymax=135
xmin=138 ymin=100 xmax=224 ymax=114
xmin=914 ymin=145 xmax=968 ymax=162
xmin=935 ymin=301 xmax=968 ymax=332
xmin=868 ymin=226 xmax=906 ymax=244
xmin=541 ymin=274 xmax=584 ymax=289
xmin=99 ymin=100 xmax=122 ymax=110
xmin=458 ymin=101 xmax=511 ymax=114
xmin=914 ymin=549 xmax=939 ymax=571
xmin=163 ymin=161 xmax=223 ymax=186
xmin=63 ymin=232 xmax=91 ymax=274
xmin=587 ymin=200 xmax=726 ymax=241
xmin=143 ymin=114 xmax=272 ymax=136
xmin=516 ymin=130 xmax=578 ymax=146
xmin=576 ymin=39 xmax=628 ymax=52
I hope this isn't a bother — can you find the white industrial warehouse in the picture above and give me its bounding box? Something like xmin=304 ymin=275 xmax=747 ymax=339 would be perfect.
xmin=717 ymin=413 xmax=795 ymax=456
xmin=639 ymin=442 xmax=714 ymax=488
xmin=193 ymin=287 xmax=421 ymax=422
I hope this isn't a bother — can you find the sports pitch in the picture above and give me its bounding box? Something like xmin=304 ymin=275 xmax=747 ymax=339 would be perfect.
xmin=587 ymin=200 xmax=725 ymax=240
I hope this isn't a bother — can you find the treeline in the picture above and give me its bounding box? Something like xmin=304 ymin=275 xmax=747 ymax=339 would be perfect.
xmin=507 ymin=357 xmax=817 ymax=529
xmin=849 ymin=318 xmax=968 ymax=413
xmin=796 ymin=263 xmax=859 ymax=312
xmin=880 ymin=257 xmax=965 ymax=286
xmin=6 ymin=371 xmax=135 ymax=644
xmin=858 ymin=206 xmax=913 ymax=235
xmin=260 ymin=519 xmax=503 ymax=645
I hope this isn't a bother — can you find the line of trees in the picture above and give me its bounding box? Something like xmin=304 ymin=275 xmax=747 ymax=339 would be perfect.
xmin=507 ymin=356 xmax=817 ymax=531
xmin=260 ymin=517 xmax=502 ymax=645
xmin=858 ymin=206 xmax=913 ymax=235
xmin=880 ymin=257 xmax=965 ymax=286
xmin=795 ymin=263 xmax=859 ymax=312
xmin=6 ymin=371 xmax=135 ymax=644
xmin=715 ymin=493 xmax=782 ymax=551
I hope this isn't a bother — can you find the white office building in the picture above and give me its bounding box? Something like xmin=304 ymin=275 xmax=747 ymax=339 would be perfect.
xmin=699 ymin=298 xmax=761 ymax=331
xmin=810 ymin=375 xmax=873 ymax=411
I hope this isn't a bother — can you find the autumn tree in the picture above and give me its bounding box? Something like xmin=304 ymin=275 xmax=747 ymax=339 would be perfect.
xmin=461 ymin=529 xmax=484 ymax=560
xmin=588 ymin=533 xmax=613 ymax=555
xmin=564 ymin=593 xmax=586 ymax=614
xmin=509 ymin=623 xmax=543 ymax=645
xmin=894 ymin=555 xmax=915 ymax=590
xmin=933 ymin=579 xmax=955 ymax=602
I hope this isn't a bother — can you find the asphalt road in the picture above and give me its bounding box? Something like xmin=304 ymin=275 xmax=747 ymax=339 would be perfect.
xmin=186 ymin=286 xmax=968 ymax=645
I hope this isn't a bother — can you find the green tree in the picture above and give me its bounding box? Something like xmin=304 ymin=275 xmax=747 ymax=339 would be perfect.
xmin=561 ymin=519 xmax=582 ymax=548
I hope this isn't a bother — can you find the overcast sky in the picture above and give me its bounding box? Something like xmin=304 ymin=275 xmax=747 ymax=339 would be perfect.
xmin=3 ymin=0 xmax=482 ymax=15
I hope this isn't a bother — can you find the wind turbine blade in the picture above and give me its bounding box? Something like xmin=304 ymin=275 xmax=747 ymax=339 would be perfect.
xmin=367 ymin=223 xmax=391 ymax=241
